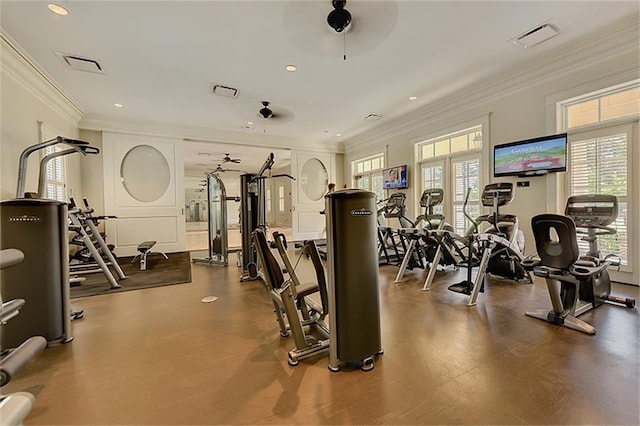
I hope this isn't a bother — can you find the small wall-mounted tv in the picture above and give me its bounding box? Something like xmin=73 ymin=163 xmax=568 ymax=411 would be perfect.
xmin=494 ymin=133 xmax=567 ymax=178
xmin=383 ymin=165 xmax=408 ymax=190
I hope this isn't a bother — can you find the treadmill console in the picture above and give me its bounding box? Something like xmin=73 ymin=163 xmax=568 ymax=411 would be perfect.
xmin=565 ymin=194 xmax=618 ymax=227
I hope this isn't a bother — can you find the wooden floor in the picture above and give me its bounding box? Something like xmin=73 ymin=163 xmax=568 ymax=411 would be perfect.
xmin=3 ymin=254 xmax=639 ymax=425
xmin=186 ymin=226 xmax=293 ymax=251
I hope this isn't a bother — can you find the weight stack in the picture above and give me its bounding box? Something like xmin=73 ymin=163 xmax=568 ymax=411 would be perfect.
xmin=1 ymin=199 xmax=72 ymax=349
xmin=240 ymin=173 xmax=258 ymax=273
xmin=326 ymin=189 xmax=382 ymax=371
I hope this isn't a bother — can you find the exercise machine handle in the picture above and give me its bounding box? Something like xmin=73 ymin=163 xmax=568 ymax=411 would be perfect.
xmin=0 ymin=249 xmax=24 ymax=270
xmin=271 ymin=173 xmax=296 ymax=181
xmin=462 ymin=187 xmax=478 ymax=233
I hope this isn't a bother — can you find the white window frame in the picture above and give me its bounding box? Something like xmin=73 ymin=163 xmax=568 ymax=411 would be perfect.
xmin=352 ymin=152 xmax=385 ymax=201
xmin=414 ymin=116 xmax=490 ymax=232
xmin=556 ymin=80 xmax=639 ymax=284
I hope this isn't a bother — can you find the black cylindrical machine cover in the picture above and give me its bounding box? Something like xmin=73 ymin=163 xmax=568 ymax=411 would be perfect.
xmin=1 ymin=199 xmax=70 ymax=349
xmin=326 ymin=189 xmax=381 ymax=363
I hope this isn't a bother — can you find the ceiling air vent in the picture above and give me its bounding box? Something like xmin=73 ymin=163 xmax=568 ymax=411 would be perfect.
xmin=211 ymin=84 xmax=239 ymax=99
xmin=55 ymin=52 xmax=104 ymax=73
xmin=512 ymin=22 xmax=558 ymax=49
xmin=362 ymin=113 xmax=383 ymax=122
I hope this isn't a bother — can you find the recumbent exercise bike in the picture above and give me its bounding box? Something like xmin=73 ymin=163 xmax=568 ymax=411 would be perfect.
xmin=523 ymin=194 xmax=635 ymax=335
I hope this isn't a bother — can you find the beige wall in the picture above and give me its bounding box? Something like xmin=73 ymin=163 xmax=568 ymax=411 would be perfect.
xmin=0 ymin=73 xmax=79 ymax=200
xmin=344 ymin=47 xmax=639 ymax=256
xmin=77 ymin=129 xmax=104 ymax=213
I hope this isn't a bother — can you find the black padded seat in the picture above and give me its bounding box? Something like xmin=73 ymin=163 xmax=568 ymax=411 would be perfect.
xmin=296 ymin=282 xmax=320 ymax=298
xmin=131 ymin=241 xmax=168 ymax=271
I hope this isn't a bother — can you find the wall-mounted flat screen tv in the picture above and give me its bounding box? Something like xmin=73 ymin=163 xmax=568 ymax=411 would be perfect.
xmin=383 ymin=165 xmax=408 ymax=190
xmin=494 ymin=133 xmax=567 ymax=177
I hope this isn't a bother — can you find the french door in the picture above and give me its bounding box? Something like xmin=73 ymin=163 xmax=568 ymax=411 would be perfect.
xmin=419 ymin=153 xmax=482 ymax=235
xmin=567 ymin=124 xmax=635 ymax=284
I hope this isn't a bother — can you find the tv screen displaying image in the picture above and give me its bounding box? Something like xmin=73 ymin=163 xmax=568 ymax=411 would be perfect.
xmin=383 ymin=165 xmax=408 ymax=190
xmin=494 ymin=133 xmax=567 ymax=177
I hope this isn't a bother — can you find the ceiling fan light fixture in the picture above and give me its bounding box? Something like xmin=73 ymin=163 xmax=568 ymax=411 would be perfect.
xmin=327 ymin=0 xmax=352 ymax=33
xmin=259 ymin=101 xmax=273 ymax=119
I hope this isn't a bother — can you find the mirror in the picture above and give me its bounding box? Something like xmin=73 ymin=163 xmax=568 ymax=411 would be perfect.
xmin=300 ymin=158 xmax=328 ymax=201
xmin=120 ymin=145 xmax=170 ymax=202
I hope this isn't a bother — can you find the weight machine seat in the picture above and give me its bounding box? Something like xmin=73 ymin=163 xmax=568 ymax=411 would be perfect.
xmin=137 ymin=241 xmax=157 ymax=253
xmin=253 ymin=230 xmax=321 ymax=297
xmin=131 ymin=241 xmax=168 ymax=271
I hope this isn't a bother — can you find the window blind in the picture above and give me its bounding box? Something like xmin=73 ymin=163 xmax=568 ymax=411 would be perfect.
xmin=43 ymin=145 xmax=65 ymax=201
xmin=569 ymin=134 xmax=628 ymax=265
xmin=452 ymin=157 xmax=480 ymax=235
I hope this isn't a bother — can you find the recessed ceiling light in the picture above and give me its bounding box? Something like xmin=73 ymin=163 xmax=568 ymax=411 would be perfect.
xmin=247 ymin=121 xmax=254 ymax=126
xmin=114 ymin=103 xmax=124 ymax=108
xmin=48 ymin=4 xmax=68 ymax=15
xmin=285 ymin=65 xmax=297 ymax=72
xmin=336 ymin=133 xmax=342 ymax=137
xmin=409 ymin=96 xmax=418 ymax=101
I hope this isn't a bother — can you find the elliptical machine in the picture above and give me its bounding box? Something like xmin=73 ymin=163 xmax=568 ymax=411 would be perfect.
xmin=394 ymin=188 xmax=454 ymax=283
xmin=447 ymin=182 xmax=532 ymax=306
xmin=524 ymin=194 xmax=635 ymax=335
xmin=376 ymin=193 xmax=413 ymax=265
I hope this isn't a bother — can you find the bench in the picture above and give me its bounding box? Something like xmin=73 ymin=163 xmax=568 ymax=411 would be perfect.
xmin=131 ymin=241 xmax=168 ymax=271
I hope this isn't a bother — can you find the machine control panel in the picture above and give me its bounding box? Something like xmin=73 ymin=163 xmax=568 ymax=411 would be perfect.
xmin=565 ymin=194 xmax=618 ymax=227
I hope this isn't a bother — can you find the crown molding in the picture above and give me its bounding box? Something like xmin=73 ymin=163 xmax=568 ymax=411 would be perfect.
xmin=79 ymin=114 xmax=345 ymax=154
xmin=344 ymin=16 xmax=640 ymax=154
xmin=1 ymin=28 xmax=85 ymax=126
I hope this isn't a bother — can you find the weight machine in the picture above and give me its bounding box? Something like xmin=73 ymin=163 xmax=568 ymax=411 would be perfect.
xmin=68 ymin=198 xmax=126 ymax=289
xmin=239 ymin=153 xmax=295 ymax=282
xmin=192 ymin=172 xmax=239 ymax=267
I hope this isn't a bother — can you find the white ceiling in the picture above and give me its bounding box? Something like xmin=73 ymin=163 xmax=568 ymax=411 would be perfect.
xmin=2 ymin=1 xmax=638 ymax=172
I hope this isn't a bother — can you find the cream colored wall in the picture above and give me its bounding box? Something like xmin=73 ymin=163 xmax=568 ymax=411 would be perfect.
xmin=343 ymin=49 xmax=639 ymax=256
xmin=77 ymin=129 xmax=104 ymax=212
xmin=0 ymin=73 xmax=79 ymax=200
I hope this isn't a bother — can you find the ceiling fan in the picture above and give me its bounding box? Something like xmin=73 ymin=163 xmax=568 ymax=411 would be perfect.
xmin=212 ymin=164 xmax=246 ymax=174
xmin=257 ymin=100 xmax=295 ymax=132
xmin=282 ymin=1 xmax=397 ymax=60
xmin=327 ymin=0 xmax=352 ymax=33
xmin=258 ymin=101 xmax=282 ymax=120
xmin=220 ymin=153 xmax=241 ymax=164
